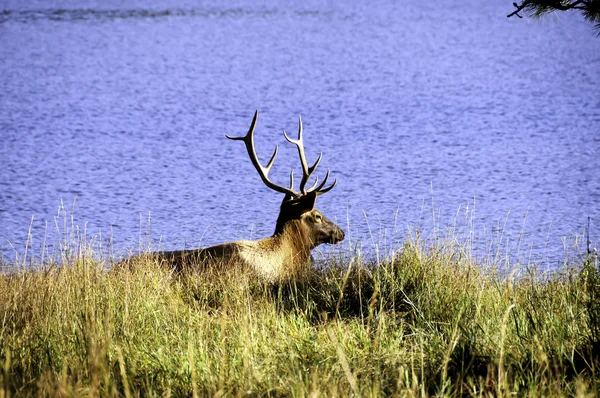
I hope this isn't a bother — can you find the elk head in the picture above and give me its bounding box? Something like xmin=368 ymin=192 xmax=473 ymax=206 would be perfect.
xmin=226 ymin=111 xmax=345 ymax=249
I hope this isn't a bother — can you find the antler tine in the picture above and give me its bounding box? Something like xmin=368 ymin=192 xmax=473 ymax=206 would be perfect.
xmin=316 ymin=179 xmax=337 ymax=196
xmin=227 ymin=111 xmax=299 ymax=198
xmin=309 ymin=168 xmax=337 ymax=196
xmin=284 ymin=116 xmax=323 ymax=195
xmin=309 ymin=153 xmax=323 ymax=175
xmin=306 ymin=175 xmax=319 ymax=192
xmin=289 ymin=169 xmax=294 ymax=191
xmin=264 ymin=146 xmax=278 ymax=172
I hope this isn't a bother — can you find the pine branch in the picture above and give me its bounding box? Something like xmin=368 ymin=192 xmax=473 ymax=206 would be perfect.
xmin=508 ymin=0 xmax=586 ymax=18
xmin=508 ymin=0 xmax=600 ymax=34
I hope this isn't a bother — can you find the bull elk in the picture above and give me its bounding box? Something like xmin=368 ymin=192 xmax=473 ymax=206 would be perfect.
xmin=122 ymin=111 xmax=344 ymax=282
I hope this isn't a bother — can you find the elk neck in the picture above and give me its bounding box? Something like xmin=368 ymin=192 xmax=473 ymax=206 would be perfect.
xmin=238 ymin=218 xmax=313 ymax=281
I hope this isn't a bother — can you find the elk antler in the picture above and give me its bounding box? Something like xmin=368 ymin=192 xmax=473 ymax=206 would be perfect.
xmin=227 ymin=111 xmax=336 ymax=199
xmin=284 ymin=115 xmax=336 ymax=196
xmin=226 ymin=111 xmax=299 ymax=198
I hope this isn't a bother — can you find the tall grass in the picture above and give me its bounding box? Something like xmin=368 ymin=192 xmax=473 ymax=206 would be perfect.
xmin=0 ymin=232 xmax=598 ymax=396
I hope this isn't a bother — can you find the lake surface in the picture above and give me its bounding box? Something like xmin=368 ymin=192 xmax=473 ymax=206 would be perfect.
xmin=1 ymin=0 xmax=599 ymax=268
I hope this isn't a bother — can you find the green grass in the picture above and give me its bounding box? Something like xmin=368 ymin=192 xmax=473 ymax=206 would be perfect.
xmin=0 ymin=234 xmax=598 ymax=397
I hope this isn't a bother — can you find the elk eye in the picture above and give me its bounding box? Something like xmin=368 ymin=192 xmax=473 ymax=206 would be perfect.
xmin=315 ymin=213 xmax=323 ymax=223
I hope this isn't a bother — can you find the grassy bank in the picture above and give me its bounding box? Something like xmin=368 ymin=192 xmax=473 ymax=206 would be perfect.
xmin=0 ymin=235 xmax=598 ymax=397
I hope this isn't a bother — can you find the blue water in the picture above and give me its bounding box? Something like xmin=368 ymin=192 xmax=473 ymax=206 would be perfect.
xmin=1 ymin=0 xmax=599 ymax=267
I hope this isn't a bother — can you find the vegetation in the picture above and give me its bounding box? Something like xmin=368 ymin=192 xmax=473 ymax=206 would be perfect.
xmin=0 ymin=233 xmax=598 ymax=397
xmin=508 ymin=0 xmax=600 ymax=34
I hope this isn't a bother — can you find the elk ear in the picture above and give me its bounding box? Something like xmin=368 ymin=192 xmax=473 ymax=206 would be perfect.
xmin=280 ymin=191 xmax=317 ymax=218
xmin=297 ymin=191 xmax=317 ymax=214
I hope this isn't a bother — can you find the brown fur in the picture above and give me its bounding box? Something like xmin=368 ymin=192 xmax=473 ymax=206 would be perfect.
xmin=119 ymin=208 xmax=343 ymax=282
xmin=117 ymin=112 xmax=345 ymax=281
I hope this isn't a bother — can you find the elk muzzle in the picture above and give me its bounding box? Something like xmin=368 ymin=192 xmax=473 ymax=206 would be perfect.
xmin=328 ymin=225 xmax=345 ymax=244
xmin=320 ymin=216 xmax=345 ymax=245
